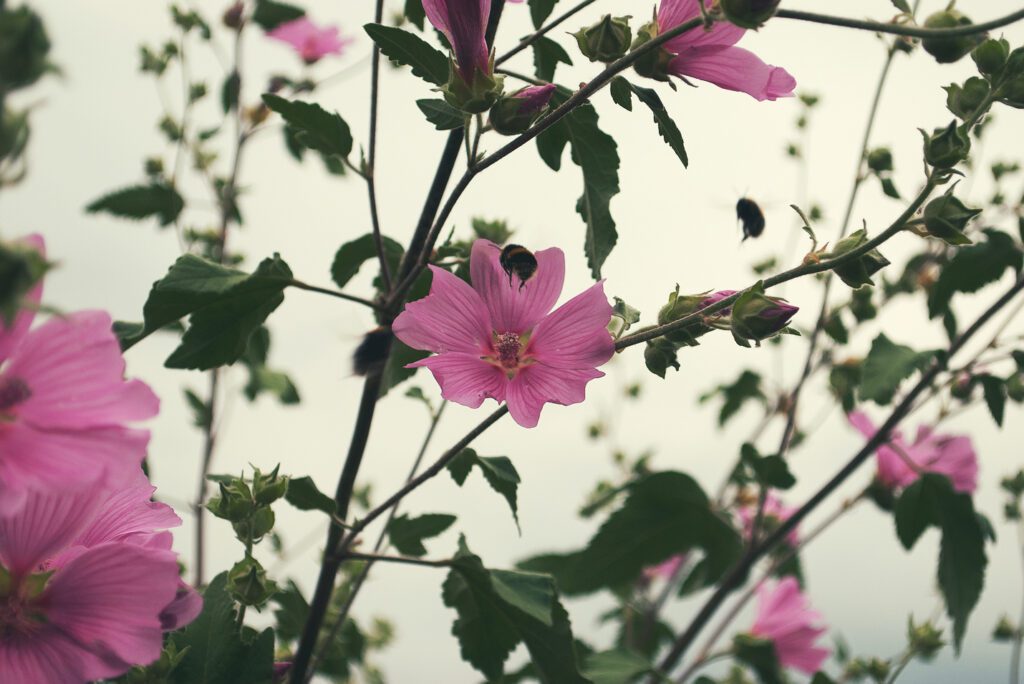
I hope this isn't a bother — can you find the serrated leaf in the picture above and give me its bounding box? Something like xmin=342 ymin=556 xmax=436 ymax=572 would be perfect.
xmin=446 ymin=448 xmax=521 ymax=531
xmin=364 ymin=23 xmax=449 ymax=85
xmin=262 ymin=94 xmax=352 ymax=159
xmin=416 ymin=98 xmax=465 ymax=130
xmin=700 ymin=370 xmax=766 ymax=426
xmin=626 ymin=81 xmax=688 ymax=167
xmin=528 ymin=0 xmax=559 ymax=28
xmin=170 ymin=574 xmax=275 ymax=683
xmin=609 ymin=77 xmax=632 ymax=111
xmin=387 ymin=513 xmax=456 ymax=556
xmin=928 ymin=229 xmax=1023 ymax=318
xmin=252 ymin=0 xmax=303 ymax=30
xmin=583 ymin=649 xmax=652 ymax=684
xmin=532 ymin=35 xmax=572 ymax=82
xmin=403 ymin=0 xmax=426 ymax=30
xmin=859 ymin=334 xmax=935 ymax=405
xmin=86 ymin=183 xmax=184 ymax=226
xmin=331 ymin=233 xmax=404 ymax=289
xmin=284 ymin=476 xmax=336 ymax=515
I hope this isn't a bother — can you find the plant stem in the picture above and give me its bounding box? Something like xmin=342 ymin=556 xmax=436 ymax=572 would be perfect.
xmin=495 ymin=0 xmax=597 ymax=66
xmin=1011 ymin=521 xmax=1024 ymax=684
xmin=287 ymin=279 xmax=380 ymax=309
xmin=193 ymin=369 xmax=219 ymax=586
xmin=652 ymin=273 xmax=1024 ymax=679
xmin=343 ymin=551 xmax=452 ymax=569
xmin=775 ymin=7 xmax=1024 ymax=39
xmin=366 ymin=0 xmax=391 ymax=292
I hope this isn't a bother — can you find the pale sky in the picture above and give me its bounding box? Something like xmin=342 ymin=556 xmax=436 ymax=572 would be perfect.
xmin=3 ymin=1 xmax=1024 ymax=682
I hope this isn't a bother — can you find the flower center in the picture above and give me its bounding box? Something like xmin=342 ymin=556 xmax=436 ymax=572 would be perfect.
xmin=494 ymin=332 xmax=522 ymax=369
xmin=0 ymin=376 xmax=30 ymax=414
xmin=0 ymin=578 xmax=46 ymax=638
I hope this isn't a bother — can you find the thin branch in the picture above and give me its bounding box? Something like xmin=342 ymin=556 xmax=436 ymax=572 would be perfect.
xmin=287 ymin=279 xmax=380 ymax=309
xmin=342 ymin=551 xmax=452 ymax=569
xmin=775 ymin=7 xmax=1024 ymax=39
xmin=495 ymin=0 xmax=597 ymax=66
xmin=367 ymin=0 xmax=391 ymax=291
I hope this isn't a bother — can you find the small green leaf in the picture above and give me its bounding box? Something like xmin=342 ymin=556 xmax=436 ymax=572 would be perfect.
xmin=221 ymin=71 xmax=240 ymax=113
xmin=387 ymin=513 xmax=456 ymax=556
xmin=86 ymin=183 xmax=185 ymax=226
xmin=978 ymin=375 xmax=1006 ymax=427
xmin=609 ymin=77 xmax=633 ymax=111
xmin=446 ymin=448 xmax=521 ymax=531
xmin=251 ymin=0 xmax=303 ymax=30
xmin=416 ymin=98 xmax=465 ymax=130
xmin=583 ymin=649 xmax=652 ymax=684
xmin=894 ymin=474 xmax=946 ymax=550
xmin=528 ymin=0 xmax=559 ymax=28
xmin=262 ymin=94 xmax=353 ymax=159
xmin=859 ymin=334 xmax=935 ymax=405
xmin=700 ymin=370 xmax=766 ymax=426
xmin=532 ymin=35 xmax=572 ymax=82
xmin=927 ymin=229 xmax=1023 ymax=318
xmin=891 ymin=0 xmax=912 ymax=12
xmin=363 ymin=23 xmax=449 ymax=85
xmin=330 ymin=233 xmax=404 ymax=289
xmin=626 ymin=81 xmax=688 ymax=167
xmin=284 ymin=476 xmax=336 ymax=515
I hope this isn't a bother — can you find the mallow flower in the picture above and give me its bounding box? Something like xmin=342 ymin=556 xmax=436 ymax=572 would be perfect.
xmin=0 ymin=474 xmax=201 ymax=682
xmin=267 ymin=17 xmax=352 ymax=64
xmin=848 ymin=411 xmax=978 ymax=493
xmin=393 ymin=239 xmax=615 ymax=428
xmin=423 ymin=0 xmax=504 ymax=112
xmin=738 ymin=493 xmax=799 ymax=547
xmin=643 ymin=553 xmax=687 ymax=581
xmin=0 ymin=235 xmax=159 ymax=517
xmin=635 ymin=0 xmax=796 ymax=101
xmin=748 ymin=577 xmax=830 ymax=674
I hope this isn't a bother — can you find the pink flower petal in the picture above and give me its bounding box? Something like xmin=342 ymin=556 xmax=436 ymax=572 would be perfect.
xmin=470 ymin=239 xmax=564 ymax=333
xmin=7 ymin=310 xmax=159 ymax=429
xmin=660 ymin=0 xmax=745 ymax=53
xmin=505 ymin=364 xmax=603 ymax=428
xmin=669 ymin=45 xmax=795 ymax=101
xmin=267 ymin=17 xmax=350 ymax=62
xmin=528 ymin=281 xmax=614 ymax=369
xmin=750 ymin=577 xmax=830 ymax=675
xmin=71 ymin=482 xmax=181 ymax=549
xmin=394 ymin=266 xmax=492 ymax=354
xmin=0 ymin=488 xmax=100 ymax=574
xmin=408 ymin=352 xmax=507 ymax=408
xmin=422 ymin=0 xmax=491 ymax=81
xmin=160 ymin=580 xmax=204 ymax=631
xmin=0 ymin=234 xmax=45 ymax=364
xmin=44 ymin=543 xmax=180 ymax=679
xmin=0 ymin=630 xmax=92 ymax=684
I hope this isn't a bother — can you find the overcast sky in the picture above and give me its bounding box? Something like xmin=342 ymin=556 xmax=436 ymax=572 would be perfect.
xmin=4 ymin=0 xmax=1024 ymax=681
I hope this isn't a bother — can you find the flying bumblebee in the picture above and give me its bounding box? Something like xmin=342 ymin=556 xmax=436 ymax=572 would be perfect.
xmin=736 ymin=197 xmax=765 ymax=240
xmin=498 ymin=243 xmax=538 ymax=290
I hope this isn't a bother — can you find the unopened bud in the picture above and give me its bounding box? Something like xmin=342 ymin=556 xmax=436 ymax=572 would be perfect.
xmin=227 ymin=557 xmax=277 ymax=607
xmin=1008 ymin=373 xmax=1024 ymax=402
xmin=922 ymin=189 xmax=981 ymax=245
xmin=993 ymin=616 xmax=1017 ymax=641
xmin=253 ymin=467 xmax=289 ymax=505
xmin=223 ymin=2 xmax=244 ymax=29
xmin=489 ymin=84 xmax=556 ymax=135
xmin=828 ymin=229 xmax=890 ymax=289
xmin=944 ymin=77 xmax=990 ymax=120
xmin=950 ymin=372 xmax=975 ymax=400
xmin=922 ymin=8 xmax=985 ymax=64
xmin=719 ymin=0 xmax=780 ymax=30
xmin=972 ymin=38 xmax=1009 ymax=77
xmin=730 ymin=285 xmax=798 ymax=345
xmin=866 ymin=147 xmax=894 ymax=174
xmin=573 ymin=15 xmax=632 ymax=64
xmin=441 ymin=56 xmax=503 ymax=114
xmin=631 ymin=20 xmax=673 ymax=82
xmin=921 ymin=121 xmax=971 ymax=169
xmin=908 ymin=618 xmax=945 ymax=659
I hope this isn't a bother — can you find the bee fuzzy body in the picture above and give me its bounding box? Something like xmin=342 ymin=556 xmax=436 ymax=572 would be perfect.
xmin=736 ymin=198 xmax=765 ymax=241
xmin=498 ymin=244 xmax=538 ymax=290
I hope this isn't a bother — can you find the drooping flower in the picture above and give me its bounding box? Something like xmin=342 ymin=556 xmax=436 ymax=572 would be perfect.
xmin=0 ymin=236 xmax=159 ymax=517
xmin=423 ymin=0 xmax=491 ymax=83
xmin=638 ymin=0 xmax=796 ymax=101
xmin=0 ymin=476 xmax=200 ymax=682
xmin=643 ymin=553 xmax=687 ymax=581
xmin=749 ymin=577 xmax=830 ymax=674
xmin=738 ymin=493 xmax=799 ymax=547
xmin=267 ymin=17 xmax=352 ymax=64
xmin=393 ymin=239 xmax=615 ymax=428
xmin=848 ymin=411 xmax=978 ymax=493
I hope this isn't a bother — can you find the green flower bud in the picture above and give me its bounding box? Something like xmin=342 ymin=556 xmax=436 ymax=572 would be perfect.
xmin=972 ymin=38 xmax=1009 ymax=77
xmin=206 ymin=479 xmax=255 ymax=523
xmin=0 ymin=108 xmax=29 ymax=162
xmin=730 ymin=284 xmax=798 ymax=346
xmin=950 ymin=372 xmax=975 ymax=400
xmin=998 ymin=51 xmax=1024 ymax=108
xmin=1007 ymin=373 xmax=1024 ymax=402
xmin=867 ymin=475 xmax=897 ymax=511
xmin=993 ymin=616 xmax=1017 ymax=641
xmin=719 ymin=0 xmax=780 ymax=30
xmin=441 ymin=56 xmax=503 ymax=114
xmin=631 ymin=20 xmax=674 ymax=83
xmin=488 ymin=84 xmax=556 ymax=136
xmin=921 ymin=121 xmax=971 ymax=168
xmin=228 ymin=557 xmax=277 ymax=607
xmin=849 ymin=286 xmax=877 ymax=322
xmin=573 ymin=15 xmax=632 ymax=64
xmin=944 ymin=77 xmax=990 ymax=119
xmin=253 ymin=466 xmax=289 ymax=505
xmin=0 ymin=7 xmax=51 ymax=91
xmin=233 ymin=505 xmax=276 ymax=542
xmin=866 ymin=147 xmax=894 ymax=174
xmin=921 ymin=189 xmax=981 ymax=245
xmin=0 ymin=237 xmax=47 ymax=325
xmin=828 ymin=229 xmax=891 ymax=289
xmin=908 ymin=618 xmax=945 ymax=659
xmin=922 ymin=8 xmax=985 ymax=64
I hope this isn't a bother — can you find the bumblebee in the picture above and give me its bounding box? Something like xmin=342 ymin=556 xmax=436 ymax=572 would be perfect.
xmin=736 ymin=198 xmax=765 ymax=241
xmin=498 ymin=244 xmax=538 ymax=290
xmin=352 ymin=326 xmax=393 ymax=376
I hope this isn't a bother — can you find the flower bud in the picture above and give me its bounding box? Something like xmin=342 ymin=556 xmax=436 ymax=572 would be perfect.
xmin=972 ymin=38 xmax=1009 ymax=77
xmin=1007 ymin=373 xmax=1024 ymax=402
xmin=922 ymin=190 xmax=981 ymax=245
xmin=0 ymin=107 xmax=29 ymax=163
xmin=908 ymin=618 xmax=944 ymax=659
xmin=207 ymin=479 xmax=255 ymax=523
xmin=922 ymin=8 xmax=985 ymax=64
xmin=950 ymin=372 xmax=975 ymax=400
xmin=866 ymin=147 xmax=893 ymax=174
xmin=234 ymin=505 xmax=276 ymax=541
xmin=489 ymin=84 xmax=556 ymax=136
xmin=719 ymin=0 xmax=780 ymax=30
xmin=730 ymin=285 xmax=798 ymax=345
xmin=827 ymin=229 xmax=890 ymax=289
xmin=573 ymin=15 xmax=632 ymax=64
xmin=658 ymin=287 xmax=733 ymax=344
xmin=998 ymin=51 xmax=1024 ymax=108
xmin=921 ymin=121 xmax=971 ymax=169
xmin=944 ymin=77 xmax=990 ymax=120
xmin=0 ymin=7 xmax=51 ymax=91
xmin=993 ymin=616 xmax=1017 ymax=641
xmin=253 ymin=466 xmax=289 ymax=505
xmin=0 ymin=238 xmax=48 ymax=324
xmin=228 ymin=557 xmax=277 ymax=607
xmin=441 ymin=56 xmax=504 ymax=114
xmin=222 ymin=1 xmax=244 ymax=29
xmin=631 ymin=20 xmax=674 ymax=83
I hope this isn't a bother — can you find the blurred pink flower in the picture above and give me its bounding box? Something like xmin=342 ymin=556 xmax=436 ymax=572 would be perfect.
xmin=423 ymin=0 xmax=491 ymax=82
xmin=0 ymin=476 xmax=200 ymax=682
xmin=0 ymin=235 xmax=159 ymax=517
xmin=750 ymin=577 xmax=830 ymax=674
xmin=267 ymin=17 xmax=352 ymax=64
xmin=643 ymin=553 xmax=687 ymax=580
xmin=656 ymin=0 xmax=796 ymax=101
xmin=393 ymin=239 xmax=615 ymax=427
xmin=738 ymin=493 xmax=799 ymax=547
xmin=848 ymin=411 xmax=978 ymax=493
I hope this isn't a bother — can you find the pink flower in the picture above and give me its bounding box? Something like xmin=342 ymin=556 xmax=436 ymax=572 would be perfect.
xmin=655 ymin=0 xmax=795 ymax=101
xmin=738 ymin=494 xmax=799 ymax=547
xmin=267 ymin=17 xmax=352 ymax=64
xmin=848 ymin=411 xmax=978 ymax=493
xmin=423 ymin=0 xmax=491 ymax=83
xmin=643 ymin=554 xmax=687 ymax=580
xmin=0 ymin=476 xmax=200 ymax=682
xmin=749 ymin=577 xmax=830 ymax=674
xmin=0 ymin=235 xmax=159 ymax=517
xmin=393 ymin=239 xmax=615 ymax=428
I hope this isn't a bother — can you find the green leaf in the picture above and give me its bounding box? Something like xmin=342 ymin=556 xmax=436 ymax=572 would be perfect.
xmin=170 ymin=573 xmax=275 ymax=683
xmin=403 ymin=0 xmax=426 ymax=30
xmin=741 ymin=444 xmax=796 ymax=490
xmin=379 ymin=337 xmax=430 ymax=397
xmin=533 ymin=35 xmax=572 ymax=82
xmin=536 ymin=87 xmax=620 ymax=278
xmin=443 ymin=537 xmax=590 ymax=683
xmin=242 ymin=327 xmax=300 ymax=404
xmin=700 ymin=370 xmax=766 ymax=426
xmin=387 ymin=513 xmax=456 ymax=556
xmin=583 ymin=649 xmax=652 ymax=684
xmin=262 ymin=94 xmax=352 ymax=159
xmin=609 ymin=76 xmax=633 ymax=111
xmin=733 ymin=634 xmax=783 ymax=684
xmin=859 ymin=334 xmax=935 ymax=405
xmin=891 ymin=0 xmax=912 ymax=12
xmin=894 ymin=474 xmax=947 ymax=550
xmin=979 ymin=375 xmax=1006 ymax=427
xmin=528 ymin=0 xmax=559 ymax=28
xmin=86 ymin=182 xmax=184 ymax=226
xmin=221 ymin=71 xmax=240 ymax=113
xmin=519 ymin=472 xmax=742 ymax=596
xmin=447 ymin=448 xmax=521 ymax=531
xmin=331 ymin=233 xmax=404 ymax=289
xmin=284 ymin=476 xmax=336 ymax=515
xmin=625 ymin=81 xmax=688 ymax=167
xmin=252 ymin=0 xmax=304 ymax=30
xmin=928 ymin=229 xmax=1023 ymax=318
xmin=363 ymin=23 xmax=449 ymax=85
xmin=416 ymin=98 xmax=465 ymax=130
